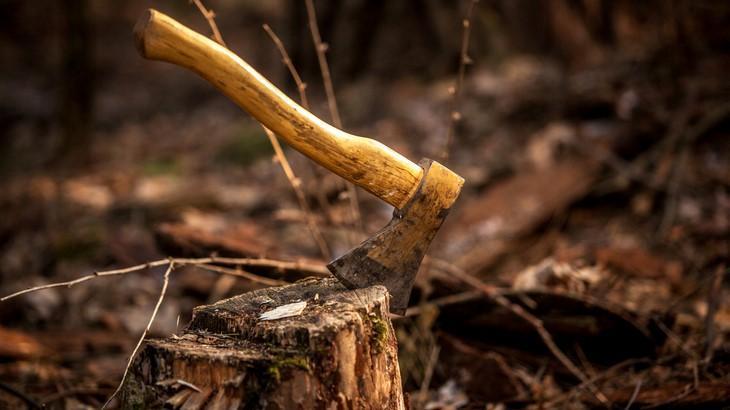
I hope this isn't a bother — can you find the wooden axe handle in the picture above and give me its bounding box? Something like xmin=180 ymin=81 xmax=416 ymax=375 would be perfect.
xmin=134 ymin=9 xmax=423 ymax=209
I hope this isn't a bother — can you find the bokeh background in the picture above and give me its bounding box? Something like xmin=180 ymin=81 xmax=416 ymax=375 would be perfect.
xmin=1 ymin=1 xmax=729 ymax=408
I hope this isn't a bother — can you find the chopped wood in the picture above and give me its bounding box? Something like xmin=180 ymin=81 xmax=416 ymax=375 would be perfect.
xmin=258 ymin=300 xmax=307 ymax=320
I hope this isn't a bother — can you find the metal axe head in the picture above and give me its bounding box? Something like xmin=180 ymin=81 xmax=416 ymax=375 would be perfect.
xmin=328 ymin=160 xmax=463 ymax=315
xmin=134 ymin=9 xmax=465 ymax=315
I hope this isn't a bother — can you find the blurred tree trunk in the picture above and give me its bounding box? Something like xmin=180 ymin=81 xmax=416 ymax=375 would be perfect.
xmin=57 ymin=0 xmax=93 ymax=165
xmin=283 ymin=0 xmax=453 ymax=84
xmin=501 ymin=0 xmax=554 ymax=54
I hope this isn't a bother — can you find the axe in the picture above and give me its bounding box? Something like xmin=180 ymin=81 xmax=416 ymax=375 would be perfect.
xmin=134 ymin=9 xmax=464 ymax=314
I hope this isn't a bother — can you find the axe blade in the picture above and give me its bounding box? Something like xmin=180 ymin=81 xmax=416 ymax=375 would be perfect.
xmin=328 ymin=160 xmax=464 ymax=315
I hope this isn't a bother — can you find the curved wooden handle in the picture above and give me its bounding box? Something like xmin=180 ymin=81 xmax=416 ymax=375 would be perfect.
xmin=134 ymin=9 xmax=423 ymax=209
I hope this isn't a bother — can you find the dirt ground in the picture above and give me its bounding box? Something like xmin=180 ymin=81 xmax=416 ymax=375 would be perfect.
xmin=1 ymin=1 xmax=728 ymax=408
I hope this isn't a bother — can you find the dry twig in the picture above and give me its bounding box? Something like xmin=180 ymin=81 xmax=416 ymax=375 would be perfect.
xmin=262 ymin=23 xmax=336 ymax=224
xmin=304 ymin=0 xmax=363 ymax=239
xmin=103 ymin=260 xmax=174 ymax=408
xmin=704 ymin=265 xmax=726 ymax=365
xmin=2 ymin=267 xmax=140 ymax=301
xmin=265 ymin=127 xmax=331 ymax=258
xmin=624 ymin=379 xmax=643 ymax=410
xmin=303 ymin=0 xmax=341 ymax=131
xmin=431 ymin=258 xmax=610 ymax=405
xmin=207 ymin=256 xmax=328 ymax=275
xmin=0 ymin=381 xmax=41 ymax=409
xmin=262 ymin=23 xmax=309 ymax=109
xmin=196 ymin=263 xmax=288 ymax=287
xmin=659 ymin=102 xmax=730 ymax=235
xmin=403 ymin=290 xmax=482 ymax=317
xmin=190 ymin=0 xmax=226 ymax=46
xmin=188 ymin=0 xmax=331 ymax=259
xmin=545 ymin=358 xmax=650 ymax=407
xmin=2 ymin=256 xmax=327 ymax=302
xmin=417 ymin=344 xmax=440 ymax=406
xmin=442 ymin=0 xmax=478 ymax=163
xmin=1 ymin=254 xmax=322 ymax=407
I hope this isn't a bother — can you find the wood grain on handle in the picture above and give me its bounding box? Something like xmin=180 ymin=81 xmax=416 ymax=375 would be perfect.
xmin=134 ymin=9 xmax=423 ymax=209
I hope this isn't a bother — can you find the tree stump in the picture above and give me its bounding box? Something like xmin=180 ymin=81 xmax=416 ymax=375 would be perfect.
xmin=121 ymin=277 xmax=404 ymax=409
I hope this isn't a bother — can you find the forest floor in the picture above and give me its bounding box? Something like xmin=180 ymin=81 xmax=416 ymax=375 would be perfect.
xmin=1 ymin=7 xmax=729 ymax=409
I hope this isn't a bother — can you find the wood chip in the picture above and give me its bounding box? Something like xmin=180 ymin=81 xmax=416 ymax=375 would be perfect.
xmin=259 ymin=301 xmax=307 ymax=321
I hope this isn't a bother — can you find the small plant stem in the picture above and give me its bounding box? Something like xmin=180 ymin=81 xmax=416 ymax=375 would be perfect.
xmin=304 ymin=0 xmax=363 ymax=242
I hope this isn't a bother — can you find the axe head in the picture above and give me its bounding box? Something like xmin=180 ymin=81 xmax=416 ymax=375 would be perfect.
xmin=328 ymin=159 xmax=464 ymax=314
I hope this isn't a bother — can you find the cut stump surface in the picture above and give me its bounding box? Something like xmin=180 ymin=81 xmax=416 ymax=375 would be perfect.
xmin=121 ymin=277 xmax=404 ymax=409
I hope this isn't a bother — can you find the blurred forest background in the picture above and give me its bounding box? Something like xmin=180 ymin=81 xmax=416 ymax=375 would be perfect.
xmin=1 ymin=0 xmax=729 ymax=408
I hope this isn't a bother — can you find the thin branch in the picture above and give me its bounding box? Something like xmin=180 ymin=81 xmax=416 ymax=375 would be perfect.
xmin=264 ymin=127 xmax=331 ymax=259
xmin=103 ymin=260 xmax=174 ymax=409
xmin=0 ymin=381 xmax=42 ymax=409
xmin=206 ymin=256 xmax=329 ymax=275
xmin=571 ymin=139 xmax=664 ymax=191
xmin=195 ymin=263 xmax=288 ymax=287
xmin=659 ymin=102 xmax=730 ymax=235
xmin=656 ymin=320 xmax=700 ymax=361
xmin=402 ymin=290 xmax=482 ymax=317
xmin=190 ymin=0 xmax=226 ymax=46
xmin=304 ymin=0 xmax=363 ymax=239
xmin=262 ymin=23 xmax=336 ymax=228
xmin=262 ymin=24 xmax=309 ymax=109
xmin=188 ymin=0 xmax=331 ymax=260
xmin=0 ymin=254 xmax=326 ymax=407
xmin=624 ymin=379 xmax=643 ymax=410
xmin=303 ymin=0 xmax=341 ymax=128
xmin=704 ymin=265 xmax=726 ymax=365
xmin=431 ymin=258 xmax=609 ymax=405
xmin=545 ymin=358 xmax=650 ymax=407
xmin=442 ymin=0 xmax=478 ymax=163
xmin=1 ymin=256 xmax=327 ymax=302
xmin=418 ymin=344 xmax=440 ymax=405
xmin=0 ymin=267 xmax=141 ymax=301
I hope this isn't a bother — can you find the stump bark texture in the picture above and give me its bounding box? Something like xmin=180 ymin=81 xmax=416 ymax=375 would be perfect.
xmin=121 ymin=277 xmax=404 ymax=409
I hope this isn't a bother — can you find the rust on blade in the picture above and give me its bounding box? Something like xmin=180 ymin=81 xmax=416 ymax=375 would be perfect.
xmin=328 ymin=159 xmax=464 ymax=314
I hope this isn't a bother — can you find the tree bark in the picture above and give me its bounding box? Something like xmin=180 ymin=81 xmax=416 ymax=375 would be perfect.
xmin=121 ymin=277 xmax=404 ymax=409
